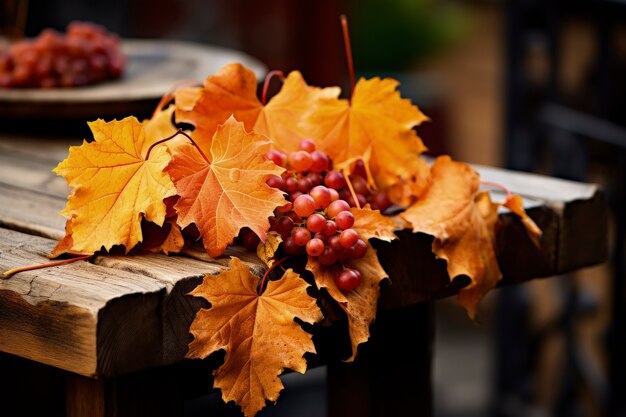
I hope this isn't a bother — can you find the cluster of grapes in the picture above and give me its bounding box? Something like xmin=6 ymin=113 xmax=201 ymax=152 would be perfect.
xmin=0 ymin=21 xmax=124 ymax=88
xmin=243 ymin=138 xmax=394 ymax=292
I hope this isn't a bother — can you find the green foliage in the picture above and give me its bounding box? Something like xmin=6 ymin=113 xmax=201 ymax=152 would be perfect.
xmin=352 ymin=0 xmax=469 ymax=71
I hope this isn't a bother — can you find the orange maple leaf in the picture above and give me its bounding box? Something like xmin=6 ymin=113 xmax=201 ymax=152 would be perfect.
xmin=307 ymin=245 xmax=388 ymax=361
xmin=399 ymin=156 xmax=502 ymax=319
xmin=187 ymin=257 xmax=323 ymax=417
xmin=301 ymin=76 xmax=431 ymax=202
xmin=165 ymin=116 xmax=287 ymax=258
xmin=253 ymin=70 xmax=342 ymax=153
xmin=174 ymin=63 xmax=263 ymax=156
xmin=350 ymin=205 xmax=398 ymax=242
xmin=52 ymin=116 xmax=177 ymax=256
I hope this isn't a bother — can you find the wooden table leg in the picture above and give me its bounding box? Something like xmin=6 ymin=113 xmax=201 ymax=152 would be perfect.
xmin=66 ymin=366 xmax=186 ymax=417
xmin=327 ymin=302 xmax=434 ymax=417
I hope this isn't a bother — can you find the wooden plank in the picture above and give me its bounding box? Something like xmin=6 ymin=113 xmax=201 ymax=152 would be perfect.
xmin=0 ymin=183 xmax=66 ymax=239
xmin=0 ymin=228 xmax=166 ymax=376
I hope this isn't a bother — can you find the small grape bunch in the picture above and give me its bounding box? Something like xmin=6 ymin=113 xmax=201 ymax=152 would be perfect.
xmin=0 ymin=21 xmax=125 ymax=88
xmin=260 ymin=138 xmax=392 ymax=292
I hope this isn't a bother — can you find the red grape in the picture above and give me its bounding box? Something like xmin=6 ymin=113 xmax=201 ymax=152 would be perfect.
xmin=329 ymin=188 xmax=340 ymax=202
xmin=284 ymin=177 xmax=298 ymax=193
xmin=327 ymin=200 xmax=351 ymax=218
xmin=306 ymin=172 xmax=323 ymax=187
xmin=266 ymin=175 xmax=285 ymax=190
xmin=277 ymin=202 xmax=293 ymax=213
xmin=289 ymin=151 xmax=313 ymax=172
xmin=369 ymin=192 xmax=392 ymax=212
xmin=318 ymin=247 xmax=338 ymax=265
xmin=306 ymin=213 xmax=326 ymax=233
xmin=299 ymin=138 xmax=316 ymax=152
xmin=298 ymin=177 xmax=313 ymax=192
xmin=352 ymin=239 xmax=368 ymax=259
xmin=306 ymin=238 xmax=325 ymax=256
xmin=339 ymin=229 xmax=359 ymax=248
xmin=243 ymin=231 xmax=260 ymax=251
xmin=328 ymin=235 xmax=343 ymax=251
xmin=313 ymin=232 xmax=329 ymax=244
xmin=345 ymin=193 xmax=367 ymax=208
xmin=276 ymin=216 xmax=294 ymax=234
xmin=292 ymin=227 xmax=311 ymax=246
xmin=265 ymin=150 xmax=287 ymax=167
xmin=334 ymin=211 xmax=355 ymax=229
xmin=310 ymin=151 xmax=330 ymax=173
xmin=324 ymin=170 xmax=346 ymax=189
xmin=290 ymin=191 xmax=303 ymax=201
xmin=293 ymin=194 xmax=316 ymax=217
xmin=350 ymin=175 xmax=369 ymax=196
xmin=310 ymin=185 xmax=331 ymax=209
xmin=335 ymin=269 xmax=362 ymax=291
xmin=323 ymin=220 xmax=338 ymax=236
xmin=283 ymin=236 xmax=302 ymax=255
xmin=352 ymin=159 xmax=367 ymax=179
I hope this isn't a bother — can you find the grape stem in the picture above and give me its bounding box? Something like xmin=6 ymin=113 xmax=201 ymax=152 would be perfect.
xmin=340 ymin=15 xmax=355 ymax=101
xmin=342 ymin=167 xmax=362 ymax=209
xmin=262 ymin=70 xmax=286 ymax=105
xmin=258 ymin=256 xmax=288 ymax=295
xmin=144 ymin=129 xmax=209 ymax=162
xmin=2 ymin=254 xmax=92 ymax=279
xmin=480 ymin=180 xmax=512 ymax=200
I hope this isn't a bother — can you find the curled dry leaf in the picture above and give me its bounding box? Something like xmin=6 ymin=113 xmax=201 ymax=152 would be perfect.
xmin=306 ymin=244 xmax=388 ymax=362
xmin=257 ymin=231 xmax=283 ymax=267
xmin=52 ymin=116 xmax=177 ymax=257
xmin=400 ymin=155 xmax=502 ymax=319
xmin=187 ymin=257 xmax=323 ymax=417
xmin=174 ymin=63 xmax=263 ymax=155
xmin=165 ymin=116 xmax=287 ymax=258
xmin=502 ymin=194 xmax=542 ymax=247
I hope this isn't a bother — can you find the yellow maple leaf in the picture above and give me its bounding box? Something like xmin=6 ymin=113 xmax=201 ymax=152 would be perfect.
xmin=350 ymin=205 xmax=398 ymax=242
xmin=303 ymin=76 xmax=431 ymax=202
xmin=399 ymin=155 xmax=502 ymax=319
xmin=253 ymin=70 xmax=342 ymax=153
xmin=52 ymin=116 xmax=177 ymax=256
xmin=187 ymin=257 xmax=323 ymax=417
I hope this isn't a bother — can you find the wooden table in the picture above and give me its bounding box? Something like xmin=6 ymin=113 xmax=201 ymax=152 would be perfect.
xmin=0 ymin=133 xmax=608 ymax=417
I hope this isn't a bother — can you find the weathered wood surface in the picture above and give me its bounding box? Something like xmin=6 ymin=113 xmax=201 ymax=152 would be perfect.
xmin=0 ymin=136 xmax=609 ymax=378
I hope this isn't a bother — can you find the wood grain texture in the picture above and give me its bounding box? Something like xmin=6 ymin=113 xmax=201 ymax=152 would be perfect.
xmin=0 ymin=135 xmax=609 ymax=378
xmin=0 ymin=228 xmax=165 ymax=376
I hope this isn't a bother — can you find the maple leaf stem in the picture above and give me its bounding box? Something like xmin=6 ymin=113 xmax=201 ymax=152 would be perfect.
xmin=258 ymin=256 xmax=289 ymax=295
xmin=342 ymin=167 xmax=362 ymax=209
xmin=2 ymin=255 xmax=92 ymax=279
xmin=480 ymin=180 xmax=512 ymax=200
xmin=340 ymin=15 xmax=355 ymax=100
xmin=261 ymin=70 xmax=285 ymax=105
xmin=145 ymin=129 xmax=210 ymax=162
xmin=151 ymin=79 xmax=201 ymax=119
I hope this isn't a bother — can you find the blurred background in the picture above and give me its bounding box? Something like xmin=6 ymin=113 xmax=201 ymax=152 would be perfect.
xmin=3 ymin=0 xmax=625 ymax=416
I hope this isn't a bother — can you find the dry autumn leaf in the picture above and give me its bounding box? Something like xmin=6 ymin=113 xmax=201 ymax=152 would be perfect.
xmin=400 ymin=155 xmax=502 ymax=319
xmin=502 ymin=194 xmax=542 ymax=246
xmin=187 ymin=257 xmax=322 ymax=417
xmin=254 ymin=70 xmax=342 ymax=153
xmin=257 ymin=231 xmax=283 ymax=267
xmin=302 ymin=76 xmax=431 ymax=203
xmin=52 ymin=116 xmax=177 ymax=256
xmin=174 ymin=63 xmax=263 ymax=155
xmin=306 ymin=245 xmax=388 ymax=361
xmin=350 ymin=205 xmax=398 ymax=242
xmin=165 ymin=116 xmax=287 ymax=257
